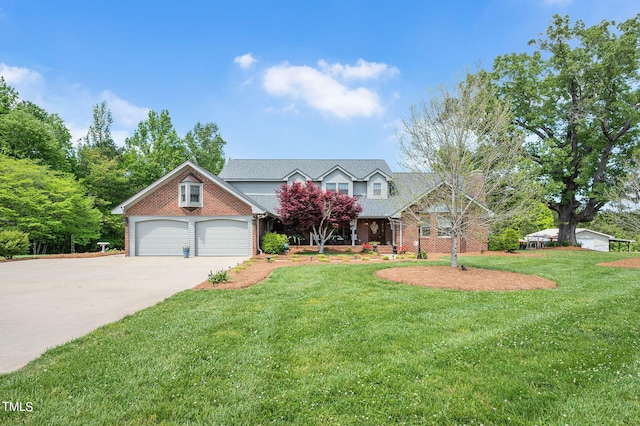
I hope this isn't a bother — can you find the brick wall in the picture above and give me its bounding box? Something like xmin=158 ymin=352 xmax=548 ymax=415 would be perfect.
xmin=123 ymin=167 xmax=256 ymax=256
xmin=126 ymin=169 xmax=252 ymax=217
xmin=397 ymin=213 xmax=487 ymax=254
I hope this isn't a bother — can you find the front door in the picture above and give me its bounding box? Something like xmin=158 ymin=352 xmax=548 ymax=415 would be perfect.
xmin=368 ymin=220 xmax=387 ymax=244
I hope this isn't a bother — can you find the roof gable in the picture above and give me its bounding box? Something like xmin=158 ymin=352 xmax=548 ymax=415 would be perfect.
xmin=111 ymin=161 xmax=266 ymax=214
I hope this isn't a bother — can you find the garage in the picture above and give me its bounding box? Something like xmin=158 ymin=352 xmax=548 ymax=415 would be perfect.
xmin=196 ymin=219 xmax=251 ymax=256
xmin=135 ymin=220 xmax=189 ymax=256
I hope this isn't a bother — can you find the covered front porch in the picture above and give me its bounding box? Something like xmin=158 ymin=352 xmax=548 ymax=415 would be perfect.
xmin=264 ymin=217 xmax=403 ymax=249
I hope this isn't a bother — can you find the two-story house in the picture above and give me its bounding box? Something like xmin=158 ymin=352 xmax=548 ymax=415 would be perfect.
xmin=112 ymin=159 xmax=488 ymax=256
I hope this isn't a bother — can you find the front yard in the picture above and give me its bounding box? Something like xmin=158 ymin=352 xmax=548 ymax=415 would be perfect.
xmin=1 ymin=251 xmax=639 ymax=425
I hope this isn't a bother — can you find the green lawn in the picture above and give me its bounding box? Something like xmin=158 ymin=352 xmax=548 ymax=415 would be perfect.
xmin=2 ymin=251 xmax=640 ymax=425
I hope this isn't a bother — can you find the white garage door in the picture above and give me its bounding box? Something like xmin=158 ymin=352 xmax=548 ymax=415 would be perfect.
xmin=196 ymin=219 xmax=250 ymax=256
xmin=135 ymin=220 xmax=188 ymax=256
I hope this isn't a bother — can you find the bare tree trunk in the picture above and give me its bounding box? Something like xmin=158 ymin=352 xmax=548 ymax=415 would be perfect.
xmin=450 ymin=230 xmax=459 ymax=267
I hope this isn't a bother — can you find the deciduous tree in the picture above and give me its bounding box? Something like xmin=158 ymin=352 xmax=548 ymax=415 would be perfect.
xmin=491 ymin=14 xmax=640 ymax=245
xmin=122 ymin=109 xmax=186 ymax=191
xmin=398 ymin=72 xmax=531 ymax=267
xmin=277 ymin=181 xmax=362 ymax=254
xmin=0 ymin=77 xmax=19 ymax=114
xmin=0 ymin=102 xmax=74 ymax=172
xmin=0 ymin=155 xmax=102 ymax=254
xmin=184 ymin=122 xmax=226 ymax=174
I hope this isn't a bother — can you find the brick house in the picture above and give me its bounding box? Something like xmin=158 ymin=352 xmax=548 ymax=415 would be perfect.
xmin=112 ymin=159 xmax=488 ymax=256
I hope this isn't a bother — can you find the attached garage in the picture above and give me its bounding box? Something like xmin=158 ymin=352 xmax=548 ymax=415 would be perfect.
xmin=112 ymin=161 xmax=265 ymax=257
xmin=196 ymin=219 xmax=251 ymax=256
xmin=135 ymin=220 xmax=189 ymax=256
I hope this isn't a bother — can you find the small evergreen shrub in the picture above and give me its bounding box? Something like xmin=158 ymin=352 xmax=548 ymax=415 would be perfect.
xmin=489 ymin=228 xmax=521 ymax=252
xmin=0 ymin=230 xmax=30 ymax=259
xmin=262 ymin=233 xmax=289 ymax=254
xmin=488 ymin=233 xmax=504 ymax=251
xmin=502 ymin=228 xmax=521 ymax=252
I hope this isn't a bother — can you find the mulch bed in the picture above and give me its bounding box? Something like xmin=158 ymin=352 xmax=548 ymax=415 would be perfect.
xmin=376 ymin=265 xmax=557 ymax=291
xmin=193 ymin=251 xmax=556 ymax=291
xmin=596 ymin=257 xmax=640 ymax=269
xmin=0 ymin=251 xmax=123 ymax=262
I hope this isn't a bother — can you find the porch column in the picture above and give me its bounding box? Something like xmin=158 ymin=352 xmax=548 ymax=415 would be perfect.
xmin=350 ymin=219 xmax=357 ymax=246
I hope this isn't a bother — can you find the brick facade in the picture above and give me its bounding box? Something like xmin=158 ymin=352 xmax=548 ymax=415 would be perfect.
xmin=397 ymin=213 xmax=487 ymax=254
xmin=127 ymin=169 xmax=252 ymax=217
xmin=123 ymin=167 xmax=257 ymax=256
xmin=349 ymin=214 xmax=486 ymax=255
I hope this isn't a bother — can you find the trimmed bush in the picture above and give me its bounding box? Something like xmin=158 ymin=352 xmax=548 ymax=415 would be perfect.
xmin=488 ymin=233 xmax=503 ymax=251
xmin=489 ymin=228 xmax=521 ymax=252
xmin=261 ymin=233 xmax=289 ymax=254
xmin=0 ymin=230 xmax=30 ymax=259
xmin=502 ymin=228 xmax=521 ymax=252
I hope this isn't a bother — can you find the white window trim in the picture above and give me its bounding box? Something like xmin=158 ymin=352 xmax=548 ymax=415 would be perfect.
xmin=373 ymin=182 xmax=382 ymax=197
xmin=420 ymin=220 xmax=431 ymax=237
xmin=179 ymin=182 xmax=203 ymax=208
xmin=324 ymin=181 xmax=350 ymax=196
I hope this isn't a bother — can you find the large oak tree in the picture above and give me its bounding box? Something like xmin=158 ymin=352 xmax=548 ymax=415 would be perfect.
xmin=491 ymin=14 xmax=640 ymax=245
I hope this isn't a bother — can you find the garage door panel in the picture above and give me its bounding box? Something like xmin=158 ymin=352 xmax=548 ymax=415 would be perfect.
xmin=136 ymin=220 xmax=188 ymax=256
xmin=196 ymin=219 xmax=249 ymax=256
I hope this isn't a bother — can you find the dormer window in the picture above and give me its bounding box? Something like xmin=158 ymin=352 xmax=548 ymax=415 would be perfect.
xmin=327 ymin=182 xmax=349 ymax=195
xmin=179 ymin=174 xmax=203 ymax=208
xmin=373 ymin=182 xmax=382 ymax=197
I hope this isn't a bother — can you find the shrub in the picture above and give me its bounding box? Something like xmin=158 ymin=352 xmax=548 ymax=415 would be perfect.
xmin=502 ymin=228 xmax=521 ymax=252
xmin=0 ymin=230 xmax=30 ymax=260
xmin=262 ymin=233 xmax=289 ymax=254
xmin=488 ymin=233 xmax=503 ymax=251
xmin=489 ymin=228 xmax=521 ymax=252
xmin=361 ymin=243 xmax=373 ymax=253
xmin=208 ymin=269 xmax=229 ymax=284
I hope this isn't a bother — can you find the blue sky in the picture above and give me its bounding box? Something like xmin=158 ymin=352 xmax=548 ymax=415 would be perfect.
xmin=0 ymin=0 xmax=637 ymax=170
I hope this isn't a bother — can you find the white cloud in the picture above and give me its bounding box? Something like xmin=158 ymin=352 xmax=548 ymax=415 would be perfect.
xmin=262 ymin=59 xmax=398 ymax=119
xmin=234 ymin=53 xmax=257 ymax=69
xmin=100 ymin=90 xmax=150 ymax=128
xmin=0 ymin=63 xmax=45 ymax=101
xmin=318 ymin=58 xmax=399 ymax=80
xmin=1 ymin=62 xmax=149 ymax=146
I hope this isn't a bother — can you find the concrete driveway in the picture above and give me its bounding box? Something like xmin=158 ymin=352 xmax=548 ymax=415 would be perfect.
xmin=0 ymin=254 xmax=247 ymax=373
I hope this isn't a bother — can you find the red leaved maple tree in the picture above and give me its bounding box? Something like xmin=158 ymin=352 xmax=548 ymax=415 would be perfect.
xmin=276 ymin=181 xmax=362 ymax=254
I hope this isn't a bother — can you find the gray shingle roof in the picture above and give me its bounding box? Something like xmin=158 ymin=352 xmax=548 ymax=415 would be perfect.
xmin=218 ymin=160 xmax=443 ymax=218
xmin=219 ymin=159 xmax=393 ymax=181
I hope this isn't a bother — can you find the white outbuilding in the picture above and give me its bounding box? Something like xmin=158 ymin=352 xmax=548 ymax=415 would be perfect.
xmin=525 ymin=228 xmax=626 ymax=252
